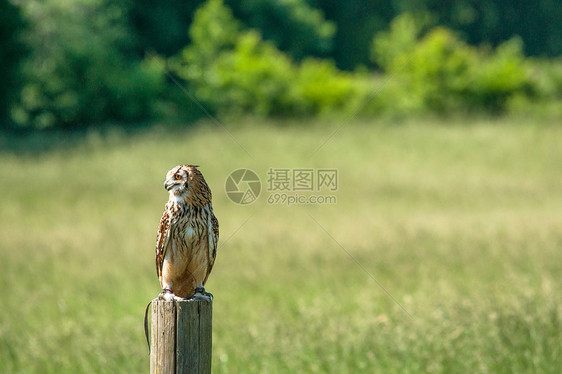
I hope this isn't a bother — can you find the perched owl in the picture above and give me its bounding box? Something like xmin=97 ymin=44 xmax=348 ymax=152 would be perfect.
xmin=155 ymin=165 xmax=219 ymax=301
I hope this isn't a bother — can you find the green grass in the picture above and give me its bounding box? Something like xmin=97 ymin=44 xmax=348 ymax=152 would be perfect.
xmin=0 ymin=117 xmax=561 ymax=373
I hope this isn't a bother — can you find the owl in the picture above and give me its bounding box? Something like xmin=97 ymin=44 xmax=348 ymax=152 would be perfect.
xmin=155 ymin=165 xmax=219 ymax=301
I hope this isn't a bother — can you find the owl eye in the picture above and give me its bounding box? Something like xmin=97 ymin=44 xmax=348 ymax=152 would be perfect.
xmin=175 ymin=174 xmax=181 ymax=180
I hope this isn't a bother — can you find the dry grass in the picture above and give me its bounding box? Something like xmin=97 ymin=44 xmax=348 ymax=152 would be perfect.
xmin=0 ymin=117 xmax=560 ymax=373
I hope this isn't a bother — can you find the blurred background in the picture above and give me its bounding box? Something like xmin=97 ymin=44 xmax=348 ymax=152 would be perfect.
xmin=0 ymin=0 xmax=561 ymax=373
xmin=1 ymin=0 xmax=561 ymax=129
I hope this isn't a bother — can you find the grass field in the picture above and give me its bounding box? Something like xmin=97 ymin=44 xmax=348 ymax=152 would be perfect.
xmin=0 ymin=117 xmax=561 ymax=373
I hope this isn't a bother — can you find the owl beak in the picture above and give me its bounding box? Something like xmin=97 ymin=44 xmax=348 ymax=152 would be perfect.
xmin=164 ymin=180 xmax=171 ymax=191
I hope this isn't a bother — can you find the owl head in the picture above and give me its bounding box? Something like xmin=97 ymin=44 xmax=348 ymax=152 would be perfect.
xmin=164 ymin=165 xmax=212 ymax=206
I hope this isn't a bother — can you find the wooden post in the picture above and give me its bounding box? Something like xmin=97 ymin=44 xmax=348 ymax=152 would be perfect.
xmin=150 ymin=298 xmax=212 ymax=374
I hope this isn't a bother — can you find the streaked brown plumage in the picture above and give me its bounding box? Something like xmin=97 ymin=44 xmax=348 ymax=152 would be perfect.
xmin=155 ymin=165 xmax=219 ymax=299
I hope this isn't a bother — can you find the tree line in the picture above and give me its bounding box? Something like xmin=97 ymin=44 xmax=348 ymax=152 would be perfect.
xmin=1 ymin=0 xmax=560 ymax=129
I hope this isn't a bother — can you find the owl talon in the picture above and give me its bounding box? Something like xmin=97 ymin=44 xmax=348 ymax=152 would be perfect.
xmin=193 ymin=287 xmax=213 ymax=301
xmin=158 ymin=288 xmax=175 ymax=301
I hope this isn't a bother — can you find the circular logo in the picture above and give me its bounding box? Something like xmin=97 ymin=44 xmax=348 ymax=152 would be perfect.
xmin=225 ymin=169 xmax=261 ymax=205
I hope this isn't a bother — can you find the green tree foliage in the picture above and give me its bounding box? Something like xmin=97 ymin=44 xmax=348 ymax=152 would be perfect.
xmin=423 ymin=0 xmax=562 ymax=58
xmin=3 ymin=0 xmax=560 ymax=128
xmin=369 ymin=14 xmax=532 ymax=114
xmin=313 ymin=0 xmax=402 ymax=70
xmin=173 ymin=0 xmax=357 ymax=117
xmin=0 ymin=0 xmax=27 ymax=125
xmin=507 ymin=58 xmax=562 ymax=119
xmin=105 ymin=1 xmax=562 ymax=71
xmin=13 ymin=0 xmax=165 ymax=129
xmin=315 ymin=0 xmax=561 ymax=69
xmin=128 ymin=0 xmax=202 ymax=56
xmin=128 ymin=0 xmax=335 ymax=62
xmin=225 ymin=0 xmax=335 ymax=60
xmin=370 ymin=13 xmax=427 ymax=70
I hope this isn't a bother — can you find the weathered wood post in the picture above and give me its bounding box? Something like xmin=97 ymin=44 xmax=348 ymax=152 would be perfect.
xmin=150 ymin=298 xmax=212 ymax=374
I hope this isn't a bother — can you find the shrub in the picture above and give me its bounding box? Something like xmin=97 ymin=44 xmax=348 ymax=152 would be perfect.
xmin=465 ymin=38 xmax=530 ymax=110
xmin=172 ymin=0 xmax=359 ymax=117
xmin=292 ymin=59 xmax=359 ymax=115
xmin=371 ymin=13 xmax=426 ymax=71
xmin=370 ymin=14 xmax=533 ymax=114
xmin=13 ymin=0 xmax=165 ymax=129
xmin=506 ymin=58 xmax=562 ymax=118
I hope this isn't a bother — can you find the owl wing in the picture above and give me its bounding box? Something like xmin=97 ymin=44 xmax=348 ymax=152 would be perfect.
xmin=155 ymin=209 xmax=173 ymax=280
xmin=203 ymin=210 xmax=219 ymax=285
